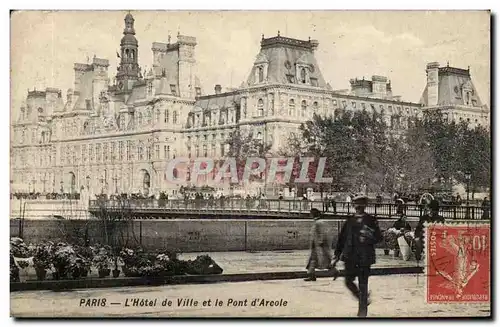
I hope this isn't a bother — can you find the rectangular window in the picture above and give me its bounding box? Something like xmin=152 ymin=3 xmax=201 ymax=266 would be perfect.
xmin=119 ymin=141 xmax=124 ymax=161
xmin=89 ymin=145 xmax=94 ymax=163
xmin=74 ymin=145 xmax=80 ymax=164
xmin=60 ymin=146 xmax=65 ymax=165
xmin=342 ymin=101 xmax=347 ymax=109
xmin=164 ymin=110 xmax=169 ymax=123
xmin=82 ymin=145 xmax=87 ymax=163
xmin=379 ymin=104 xmax=384 ymax=111
xmin=333 ymin=99 xmax=338 ymax=106
xmin=103 ymin=143 xmax=109 ymax=162
xmin=120 ymin=115 xmax=126 ymax=130
xmin=111 ymin=142 xmax=116 ymax=161
xmin=155 ymin=145 xmax=160 ymax=159
xmin=126 ymin=141 xmax=131 ymax=161
xmin=138 ymin=144 xmax=144 ymax=161
xmin=96 ymin=144 xmax=102 ymax=162
xmin=351 ymin=101 xmax=356 ymax=109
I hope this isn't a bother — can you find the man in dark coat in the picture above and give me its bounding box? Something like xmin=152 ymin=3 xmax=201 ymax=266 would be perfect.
xmin=414 ymin=199 xmax=445 ymax=261
xmin=333 ymin=194 xmax=382 ymax=317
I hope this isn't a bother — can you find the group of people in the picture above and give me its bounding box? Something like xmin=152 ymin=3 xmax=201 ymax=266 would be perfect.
xmin=305 ymin=194 xmax=382 ymax=317
xmin=304 ymin=195 xmax=450 ymax=317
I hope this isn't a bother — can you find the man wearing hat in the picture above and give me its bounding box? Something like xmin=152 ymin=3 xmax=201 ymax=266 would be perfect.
xmin=414 ymin=199 xmax=444 ymax=261
xmin=304 ymin=208 xmax=332 ymax=281
xmin=332 ymin=194 xmax=382 ymax=317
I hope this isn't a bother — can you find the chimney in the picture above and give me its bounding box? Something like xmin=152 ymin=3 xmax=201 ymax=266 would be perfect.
xmin=426 ymin=62 xmax=440 ymax=106
xmin=215 ymin=84 xmax=222 ymax=95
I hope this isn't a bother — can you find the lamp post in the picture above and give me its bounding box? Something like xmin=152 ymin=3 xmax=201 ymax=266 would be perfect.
xmin=465 ymin=171 xmax=471 ymax=219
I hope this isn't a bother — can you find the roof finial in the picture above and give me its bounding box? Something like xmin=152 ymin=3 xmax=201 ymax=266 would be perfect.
xmin=261 ymin=33 xmax=264 ymax=40
xmin=468 ymin=65 xmax=470 ymax=71
xmin=277 ymin=30 xmax=280 ymax=36
xmin=447 ymin=61 xmax=449 ymax=67
xmin=308 ymin=36 xmax=311 ymax=42
xmin=168 ymin=34 xmax=171 ymax=44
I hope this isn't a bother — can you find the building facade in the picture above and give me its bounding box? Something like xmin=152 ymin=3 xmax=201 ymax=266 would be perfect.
xmin=10 ymin=14 xmax=489 ymax=197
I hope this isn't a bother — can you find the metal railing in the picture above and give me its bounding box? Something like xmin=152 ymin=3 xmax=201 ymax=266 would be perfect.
xmin=88 ymin=199 xmax=490 ymax=220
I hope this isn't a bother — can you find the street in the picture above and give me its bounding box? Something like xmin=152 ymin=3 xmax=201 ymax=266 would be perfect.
xmin=11 ymin=274 xmax=490 ymax=318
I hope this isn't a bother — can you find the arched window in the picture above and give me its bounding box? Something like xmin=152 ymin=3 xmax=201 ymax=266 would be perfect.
xmin=301 ymin=100 xmax=307 ymax=117
xmin=164 ymin=109 xmax=169 ymax=123
xmin=257 ymin=99 xmax=264 ymax=117
xmin=146 ymin=110 xmax=152 ymax=125
xmin=300 ymin=68 xmax=307 ymax=83
xmin=125 ymin=49 xmax=130 ymax=58
xmin=313 ymin=101 xmax=319 ymax=114
xmin=156 ymin=109 xmax=160 ymax=123
xmin=288 ymin=99 xmax=295 ymax=116
xmin=131 ymin=49 xmax=135 ymax=59
xmin=256 ymin=132 xmax=263 ymax=141
xmin=258 ymin=67 xmax=264 ymax=83
xmin=173 ymin=111 xmax=178 ymax=124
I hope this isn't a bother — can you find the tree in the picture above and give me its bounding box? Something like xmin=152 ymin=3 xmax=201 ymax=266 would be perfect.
xmin=224 ymin=129 xmax=273 ymax=186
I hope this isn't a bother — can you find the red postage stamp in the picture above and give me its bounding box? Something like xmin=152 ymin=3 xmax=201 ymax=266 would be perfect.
xmin=426 ymin=223 xmax=490 ymax=303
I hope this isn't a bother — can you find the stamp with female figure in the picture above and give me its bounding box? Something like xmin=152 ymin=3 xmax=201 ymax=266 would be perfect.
xmin=425 ymin=223 xmax=490 ymax=303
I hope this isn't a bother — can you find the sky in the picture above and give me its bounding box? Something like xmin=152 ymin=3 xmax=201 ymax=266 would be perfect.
xmin=10 ymin=10 xmax=490 ymax=116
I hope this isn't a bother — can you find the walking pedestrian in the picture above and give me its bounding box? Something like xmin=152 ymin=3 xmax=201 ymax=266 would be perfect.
xmin=332 ymin=194 xmax=382 ymax=317
xmin=304 ymin=208 xmax=331 ymax=281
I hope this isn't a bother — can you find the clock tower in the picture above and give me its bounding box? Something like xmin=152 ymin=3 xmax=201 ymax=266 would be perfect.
xmin=116 ymin=12 xmax=140 ymax=92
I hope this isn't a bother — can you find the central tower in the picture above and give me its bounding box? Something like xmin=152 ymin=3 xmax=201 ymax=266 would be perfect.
xmin=116 ymin=13 xmax=140 ymax=92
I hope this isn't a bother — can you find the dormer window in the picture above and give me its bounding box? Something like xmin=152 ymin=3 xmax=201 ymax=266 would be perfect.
xmin=253 ymin=53 xmax=269 ymax=84
xmin=295 ymin=59 xmax=310 ymax=85
xmin=300 ymin=68 xmax=307 ymax=84
xmin=170 ymin=84 xmax=177 ymax=96
xmin=147 ymin=81 xmax=153 ymax=97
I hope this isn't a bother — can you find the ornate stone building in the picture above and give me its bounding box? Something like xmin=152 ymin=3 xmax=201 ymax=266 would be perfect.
xmin=10 ymin=14 xmax=489 ymax=197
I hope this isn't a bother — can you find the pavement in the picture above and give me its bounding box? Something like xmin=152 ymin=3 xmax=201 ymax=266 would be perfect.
xmin=16 ymin=249 xmax=417 ymax=282
xmin=178 ymin=249 xmax=418 ymax=274
xmin=10 ymin=275 xmax=490 ymax=318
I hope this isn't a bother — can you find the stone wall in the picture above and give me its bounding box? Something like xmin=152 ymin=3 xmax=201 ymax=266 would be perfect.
xmin=10 ymin=219 xmax=417 ymax=252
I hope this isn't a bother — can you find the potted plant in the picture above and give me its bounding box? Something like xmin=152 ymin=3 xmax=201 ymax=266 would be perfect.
xmin=52 ymin=243 xmax=76 ymax=280
xmin=74 ymin=245 xmax=93 ymax=278
xmin=32 ymin=242 xmax=53 ymax=281
xmin=93 ymin=247 xmax=111 ymax=278
xmin=112 ymin=250 xmax=121 ymax=278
